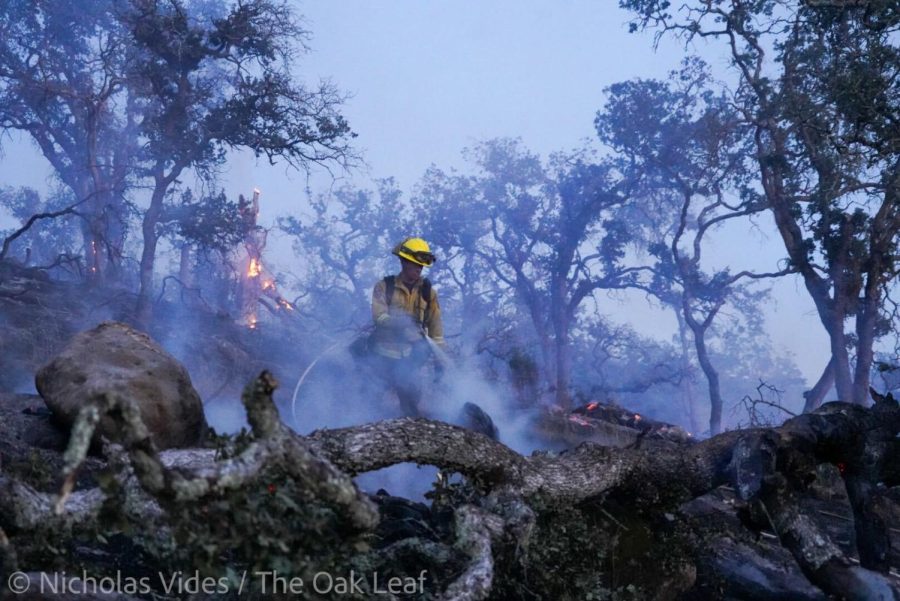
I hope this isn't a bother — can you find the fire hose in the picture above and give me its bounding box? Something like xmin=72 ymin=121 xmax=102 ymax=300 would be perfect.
xmin=289 ymin=326 xmax=452 ymax=428
xmin=290 ymin=335 xmax=356 ymax=428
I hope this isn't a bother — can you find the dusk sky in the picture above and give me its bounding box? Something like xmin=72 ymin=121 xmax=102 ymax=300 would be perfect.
xmin=0 ymin=1 xmax=832 ymax=382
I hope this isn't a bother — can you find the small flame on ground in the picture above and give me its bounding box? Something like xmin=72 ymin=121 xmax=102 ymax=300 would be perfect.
xmin=587 ymin=401 xmax=599 ymax=411
xmin=634 ymin=414 xmax=641 ymax=421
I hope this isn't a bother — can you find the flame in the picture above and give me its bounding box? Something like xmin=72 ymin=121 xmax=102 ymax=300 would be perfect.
xmin=262 ymin=279 xmax=274 ymax=290
xmin=278 ymin=299 xmax=294 ymax=311
xmin=634 ymin=414 xmax=642 ymax=421
xmin=586 ymin=401 xmax=599 ymax=411
xmin=248 ymin=316 xmax=257 ymax=329
xmin=248 ymin=258 xmax=261 ymax=278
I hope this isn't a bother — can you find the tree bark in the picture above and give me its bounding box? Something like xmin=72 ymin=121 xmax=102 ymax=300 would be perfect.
xmin=675 ymin=309 xmax=702 ymax=433
xmin=135 ymin=189 xmax=165 ymax=329
xmin=803 ymin=358 xmax=835 ymax=412
xmin=552 ymin=310 xmax=572 ymax=409
xmin=683 ymin=298 xmax=724 ymax=435
xmin=136 ymin=167 xmax=184 ymax=329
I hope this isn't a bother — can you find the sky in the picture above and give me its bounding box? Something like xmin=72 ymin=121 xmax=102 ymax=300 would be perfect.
xmin=0 ymin=1 xmax=832 ymax=383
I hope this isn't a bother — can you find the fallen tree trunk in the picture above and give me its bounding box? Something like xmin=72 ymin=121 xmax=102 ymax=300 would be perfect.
xmin=2 ymin=373 xmax=898 ymax=599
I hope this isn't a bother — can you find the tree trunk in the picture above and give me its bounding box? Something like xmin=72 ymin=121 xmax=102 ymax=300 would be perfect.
xmin=803 ymin=357 xmax=835 ymax=412
xmin=827 ymin=308 xmax=855 ymax=403
xmin=553 ymin=323 xmax=572 ymax=409
xmin=135 ymin=184 xmax=167 ymax=329
xmin=851 ymin=282 xmax=881 ymax=406
xmin=757 ymin=129 xmax=852 ymax=405
xmin=80 ymin=223 xmax=102 ymax=283
xmin=76 ymin=177 xmax=105 ymax=284
xmin=693 ymin=328 xmax=723 ymax=435
xmin=681 ymin=292 xmax=725 ymax=435
xmin=675 ymin=309 xmax=701 ymax=434
xmin=178 ymin=243 xmax=193 ymax=288
xmin=549 ymin=293 xmax=573 ymax=409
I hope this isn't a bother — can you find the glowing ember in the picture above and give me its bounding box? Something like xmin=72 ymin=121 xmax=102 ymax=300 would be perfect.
xmin=248 ymin=258 xmax=261 ymax=278
xmin=634 ymin=414 xmax=642 ymax=421
xmin=278 ymin=299 xmax=294 ymax=311
xmin=262 ymin=279 xmax=274 ymax=290
xmin=568 ymin=414 xmax=592 ymax=427
xmin=248 ymin=316 xmax=257 ymax=329
xmin=90 ymin=241 xmax=98 ymax=272
xmin=587 ymin=402 xmax=599 ymax=411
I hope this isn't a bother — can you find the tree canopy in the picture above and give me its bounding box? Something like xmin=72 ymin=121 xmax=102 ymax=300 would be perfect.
xmin=619 ymin=0 xmax=900 ymax=406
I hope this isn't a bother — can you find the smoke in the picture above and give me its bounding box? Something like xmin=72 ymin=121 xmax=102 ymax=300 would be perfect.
xmin=428 ymin=354 xmax=539 ymax=456
xmin=212 ymin=332 xmax=541 ymax=501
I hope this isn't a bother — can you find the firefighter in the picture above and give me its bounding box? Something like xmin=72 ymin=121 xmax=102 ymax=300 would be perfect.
xmin=370 ymin=237 xmax=445 ymax=416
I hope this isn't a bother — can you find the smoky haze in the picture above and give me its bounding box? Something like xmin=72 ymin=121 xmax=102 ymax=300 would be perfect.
xmin=1 ymin=0 xmax=898 ymax=500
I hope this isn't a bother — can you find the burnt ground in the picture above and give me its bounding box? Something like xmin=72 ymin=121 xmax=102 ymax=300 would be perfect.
xmin=3 ymin=388 xmax=900 ymax=599
xmin=0 ymin=392 xmax=106 ymax=492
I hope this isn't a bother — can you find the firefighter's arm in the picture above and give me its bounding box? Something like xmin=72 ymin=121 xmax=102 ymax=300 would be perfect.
xmin=424 ymin=288 xmax=446 ymax=347
xmin=372 ymin=280 xmax=391 ymax=327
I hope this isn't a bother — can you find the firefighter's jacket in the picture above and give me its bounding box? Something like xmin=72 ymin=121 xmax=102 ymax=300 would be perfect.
xmin=371 ymin=276 xmax=445 ymax=359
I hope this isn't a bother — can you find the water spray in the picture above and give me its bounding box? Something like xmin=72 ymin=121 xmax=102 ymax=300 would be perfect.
xmin=291 ymin=327 xmax=454 ymax=430
xmin=290 ymin=336 xmax=354 ymax=429
xmin=423 ymin=335 xmax=453 ymax=369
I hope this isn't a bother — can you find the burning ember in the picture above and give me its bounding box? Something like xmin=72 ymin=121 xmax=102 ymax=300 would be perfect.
xmin=567 ymin=414 xmax=593 ymax=427
xmin=90 ymin=240 xmax=98 ymax=273
xmin=248 ymin=258 xmax=261 ymax=278
xmin=568 ymin=401 xmax=692 ymax=443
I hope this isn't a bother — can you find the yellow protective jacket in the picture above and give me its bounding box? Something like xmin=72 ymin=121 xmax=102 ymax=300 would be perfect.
xmin=371 ymin=275 xmax=445 ymax=359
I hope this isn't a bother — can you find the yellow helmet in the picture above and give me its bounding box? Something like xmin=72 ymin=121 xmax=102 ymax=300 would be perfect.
xmin=392 ymin=237 xmax=436 ymax=267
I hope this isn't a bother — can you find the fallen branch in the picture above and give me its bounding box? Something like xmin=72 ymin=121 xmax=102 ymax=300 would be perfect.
xmin=438 ymin=505 xmax=503 ymax=601
xmin=55 ymin=371 xmax=378 ymax=532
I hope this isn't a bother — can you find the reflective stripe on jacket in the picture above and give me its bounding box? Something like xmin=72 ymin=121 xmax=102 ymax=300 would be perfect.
xmin=371 ymin=276 xmax=445 ymax=359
